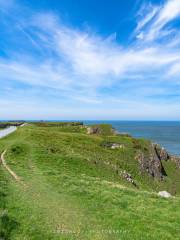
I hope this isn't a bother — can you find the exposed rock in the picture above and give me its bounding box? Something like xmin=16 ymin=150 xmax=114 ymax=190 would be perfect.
xmin=152 ymin=143 xmax=180 ymax=170
xmin=153 ymin=143 xmax=180 ymax=169
xmin=86 ymin=124 xmax=114 ymax=135
xmin=170 ymin=156 xmax=180 ymax=169
xmin=100 ymin=160 xmax=137 ymax=187
xmin=158 ymin=191 xmax=172 ymax=198
xmin=153 ymin=143 xmax=170 ymax=161
xmin=111 ymin=143 xmax=125 ymax=149
xmin=152 ymin=143 xmax=180 ymax=169
xmin=121 ymin=170 xmax=137 ymax=187
xmin=101 ymin=142 xmax=125 ymax=149
xmin=86 ymin=126 xmax=103 ymax=135
xmin=136 ymin=143 xmax=167 ymax=180
xmin=87 ymin=127 xmax=93 ymax=134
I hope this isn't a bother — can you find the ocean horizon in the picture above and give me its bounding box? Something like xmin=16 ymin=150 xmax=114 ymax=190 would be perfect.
xmin=83 ymin=120 xmax=180 ymax=156
xmin=1 ymin=120 xmax=180 ymax=156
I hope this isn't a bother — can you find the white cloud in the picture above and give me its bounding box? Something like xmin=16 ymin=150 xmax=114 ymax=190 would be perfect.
xmin=1 ymin=14 xmax=180 ymax=91
xmin=0 ymin=0 xmax=180 ymax=119
xmin=136 ymin=4 xmax=160 ymax=32
xmin=0 ymin=10 xmax=180 ymax=102
xmin=136 ymin=0 xmax=180 ymax=41
xmin=155 ymin=0 xmax=180 ymax=26
xmin=168 ymin=62 xmax=180 ymax=76
xmin=28 ymin=14 xmax=180 ymax=79
xmin=1 ymin=97 xmax=180 ymax=120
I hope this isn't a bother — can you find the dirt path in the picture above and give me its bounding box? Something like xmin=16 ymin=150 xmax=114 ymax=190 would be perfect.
xmin=0 ymin=124 xmax=28 ymax=183
xmin=0 ymin=150 xmax=21 ymax=181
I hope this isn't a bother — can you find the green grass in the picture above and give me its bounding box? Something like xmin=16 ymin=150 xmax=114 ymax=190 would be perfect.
xmin=0 ymin=124 xmax=180 ymax=239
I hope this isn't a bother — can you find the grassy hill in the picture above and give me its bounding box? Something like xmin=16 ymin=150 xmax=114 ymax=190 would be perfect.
xmin=0 ymin=123 xmax=180 ymax=239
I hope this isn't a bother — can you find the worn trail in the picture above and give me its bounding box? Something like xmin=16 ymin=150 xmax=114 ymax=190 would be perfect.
xmin=0 ymin=149 xmax=21 ymax=181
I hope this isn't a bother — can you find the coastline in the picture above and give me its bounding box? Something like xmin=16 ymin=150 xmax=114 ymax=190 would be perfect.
xmin=1 ymin=120 xmax=180 ymax=156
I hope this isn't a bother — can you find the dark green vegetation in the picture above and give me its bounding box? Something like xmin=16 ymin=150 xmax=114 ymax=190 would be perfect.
xmin=33 ymin=121 xmax=83 ymax=127
xmin=0 ymin=123 xmax=179 ymax=239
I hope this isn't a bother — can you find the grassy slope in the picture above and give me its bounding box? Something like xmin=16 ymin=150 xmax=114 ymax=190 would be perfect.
xmin=0 ymin=124 xmax=180 ymax=239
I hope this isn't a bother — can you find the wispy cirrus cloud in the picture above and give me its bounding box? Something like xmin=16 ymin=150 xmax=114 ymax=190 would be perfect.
xmin=0 ymin=0 xmax=180 ymax=119
xmin=135 ymin=3 xmax=160 ymax=35
xmin=2 ymin=11 xmax=179 ymax=82
xmin=136 ymin=0 xmax=180 ymax=41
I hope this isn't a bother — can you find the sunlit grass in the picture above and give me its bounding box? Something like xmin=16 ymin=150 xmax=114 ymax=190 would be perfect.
xmin=0 ymin=124 xmax=179 ymax=239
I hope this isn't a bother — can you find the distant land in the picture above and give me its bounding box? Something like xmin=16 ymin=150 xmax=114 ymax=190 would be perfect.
xmin=1 ymin=120 xmax=180 ymax=155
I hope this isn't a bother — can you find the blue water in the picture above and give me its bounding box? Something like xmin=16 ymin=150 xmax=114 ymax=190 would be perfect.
xmin=84 ymin=121 xmax=180 ymax=156
xmin=2 ymin=120 xmax=180 ymax=156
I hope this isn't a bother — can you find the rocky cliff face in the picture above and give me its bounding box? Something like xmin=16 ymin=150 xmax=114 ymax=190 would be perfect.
xmin=136 ymin=143 xmax=180 ymax=180
xmin=136 ymin=144 xmax=167 ymax=179
xmin=154 ymin=144 xmax=170 ymax=161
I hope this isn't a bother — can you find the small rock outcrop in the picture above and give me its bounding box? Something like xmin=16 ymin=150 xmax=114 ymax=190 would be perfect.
xmin=100 ymin=161 xmax=137 ymax=187
xmin=136 ymin=143 xmax=167 ymax=180
xmin=86 ymin=124 xmax=114 ymax=135
xmin=150 ymin=143 xmax=180 ymax=169
xmin=101 ymin=142 xmax=125 ymax=149
xmin=87 ymin=126 xmax=100 ymax=134
xmin=153 ymin=144 xmax=170 ymax=161
xmin=170 ymin=156 xmax=180 ymax=169
xmin=121 ymin=170 xmax=137 ymax=187
xmin=158 ymin=191 xmax=172 ymax=198
xmin=111 ymin=143 xmax=125 ymax=149
xmin=136 ymin=142 xmax=180 ymax=180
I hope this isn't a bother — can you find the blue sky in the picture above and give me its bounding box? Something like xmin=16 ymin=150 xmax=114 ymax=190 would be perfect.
xmin=0 ymin=0 xmax=180 ymax=120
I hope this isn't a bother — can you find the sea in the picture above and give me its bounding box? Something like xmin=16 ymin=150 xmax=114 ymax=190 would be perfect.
xmin=84 ymin=121 xmax=180 ymax=156
xmin=1 ymin=120 xmax=180 ymax=156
